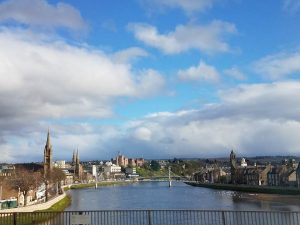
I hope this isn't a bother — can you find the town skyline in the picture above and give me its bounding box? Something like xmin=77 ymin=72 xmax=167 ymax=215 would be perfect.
xmin=0 ymin=0 xmax=300 ymax=162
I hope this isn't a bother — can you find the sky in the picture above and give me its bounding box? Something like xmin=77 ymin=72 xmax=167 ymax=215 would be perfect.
xmin=1 ymin=0 xmax=300 ymax=162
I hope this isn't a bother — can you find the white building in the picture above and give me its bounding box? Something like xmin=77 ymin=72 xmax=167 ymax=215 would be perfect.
xmin=125 ymin=167 xmax=136 ymax=174
xmin=54 ymin=160 xmax=66 ymax=168
xmin=103 ymin=164 xmax=121 ymax=173
xmin=241 ymin=158 xmax=247 ymax=167
xmin=92 ymin=165 xmax=97 ymax=176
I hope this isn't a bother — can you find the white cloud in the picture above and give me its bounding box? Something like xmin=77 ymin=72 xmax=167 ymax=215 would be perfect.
xmin=254 ymin=51 xmax=300 ymax=79
xmin=134 ymin=127 xmax=152 ymax=141
xmin=135 ymin=69 xmax=165 ymax=97
xmin=112 ymin=47 xmax=148 ymax=64
xmin=129 ymin=21 xmax=237 ymax=54
xmin=142 ymin=0 xmax=217 ymax=14
xmin=178 ymin=61 xmax=220 ymax=82
xmin=0 ymin=0 xmax=87 ymax=30
xmin=283 ymin=0 xmax=300 ymax=13
xmin=0 ymin=29 xmax=165 ymax=135
xmin=106 ymin=81 xmax=300 ymax=158
xmin=223 ymin=66 xmax=246 ymax=80
xmin=3 ymin=81 xmax=300 ymax=161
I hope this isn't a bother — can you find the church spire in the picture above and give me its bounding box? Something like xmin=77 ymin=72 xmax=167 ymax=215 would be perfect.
xmin=76 ymin=149 xmax=80 ymax=164
xmin=45 ymin=128 xmax=52 ymax=148
xmin=72 ymin=150 xmax=76 ymax=165
xmin=44 ymin=128 xmax=53 ymax=177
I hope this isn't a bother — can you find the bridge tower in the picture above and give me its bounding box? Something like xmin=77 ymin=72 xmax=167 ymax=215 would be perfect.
xmin=168 ymin=166 xmax=172 ymax=187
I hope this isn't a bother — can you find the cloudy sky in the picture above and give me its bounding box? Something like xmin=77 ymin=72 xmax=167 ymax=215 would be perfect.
xmin=1 ymin=0 xmax=300 ymax=162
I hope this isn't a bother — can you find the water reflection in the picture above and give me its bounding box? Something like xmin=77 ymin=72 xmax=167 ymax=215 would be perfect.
xmin=66 ymin=182 xmax=300 ymax=211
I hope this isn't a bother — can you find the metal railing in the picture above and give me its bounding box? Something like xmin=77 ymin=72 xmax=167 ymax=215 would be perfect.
xmin=1 ymin=210 xmax=300 ymax=225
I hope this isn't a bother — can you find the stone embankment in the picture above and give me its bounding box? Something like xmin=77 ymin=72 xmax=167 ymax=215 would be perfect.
xmin=0 ymin=193 xmax=66 ymax=213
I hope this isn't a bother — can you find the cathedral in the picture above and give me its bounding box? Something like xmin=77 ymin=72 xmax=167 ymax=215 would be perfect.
xmin=43 ymin=129 xmax=82 ymax=182
xmin=72 ymin=149 xmax=83 ymax=181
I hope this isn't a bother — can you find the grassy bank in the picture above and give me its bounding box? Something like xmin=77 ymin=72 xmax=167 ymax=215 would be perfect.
xmin=64 ymin=181 xmax=131 ymax=191
xmin=0 ymin=195 xmax=71 ymax=225
xmin=136 ymin=167 xmax=169 ymax=177
xmin=37 ymin=194 xmax=71 ymax=212
xmin=185 ymin=182 xmax=300 ymax=195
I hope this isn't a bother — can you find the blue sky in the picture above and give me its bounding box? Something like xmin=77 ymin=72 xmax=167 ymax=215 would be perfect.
xmin=0 ymin=0 xmax=300 ymax=162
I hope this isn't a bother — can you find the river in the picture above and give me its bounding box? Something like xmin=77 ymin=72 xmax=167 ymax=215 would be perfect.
xmin=65 ymin=181 xmax=300 ymax=211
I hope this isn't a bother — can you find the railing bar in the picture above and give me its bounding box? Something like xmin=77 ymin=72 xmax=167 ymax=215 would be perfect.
xmin=262 ymin=211 xmax=266 ymax=225
xmin=283 ymin=212 xmax=287 ymax=225
xmin=2 ymin=210 xmax=300 ymax=225
xmin=270 ymin=212 xmax=274 ymax=225
xmin=246 ymin=211 xmax=249 ymax=225
xmin=99 ymin=211 xmax=101 ymax=225
xmin=292 ymin=212 xmax=295 ymax=225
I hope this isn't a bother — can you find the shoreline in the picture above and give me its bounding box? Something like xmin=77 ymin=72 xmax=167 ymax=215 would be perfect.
xmin=185 ymin=182 xmax=300 ymax=206
xmin=64 ymin=180 xmax=133 ymax=191
xmin=185 ymin=182 xmax=300 ymax=195
xmin=0 ymin=180 xmax=134 ymax=213
xmin=0 ymin=193 xmax=67 ymax=213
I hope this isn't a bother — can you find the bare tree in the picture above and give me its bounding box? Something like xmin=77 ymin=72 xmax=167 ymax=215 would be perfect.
xmin=9 ymin=167 xmax=42 ymax=206
xmin=50 ymin=167 xmax=66 ymax=195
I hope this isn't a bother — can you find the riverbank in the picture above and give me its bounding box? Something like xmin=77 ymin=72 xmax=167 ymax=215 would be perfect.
xmin=185 ymin=182 xmax=300 ymax=195
xmin=64 ymin=180 xmax=133 ymax=191
xmin=0 ymin=193 xmax=68 ymax=213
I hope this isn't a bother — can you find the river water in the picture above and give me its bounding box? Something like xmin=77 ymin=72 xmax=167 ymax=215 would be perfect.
xmin=65 ymin=181 xmax=300 ymax=211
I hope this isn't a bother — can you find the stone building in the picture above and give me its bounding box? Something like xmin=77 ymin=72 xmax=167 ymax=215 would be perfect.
xmin=114 ymin=154 xmax=145 ymax=167
xmin=230 ymin=150 xmax=271 ymax=186
xmin=267 ymin=159 xmax=298 ymax=187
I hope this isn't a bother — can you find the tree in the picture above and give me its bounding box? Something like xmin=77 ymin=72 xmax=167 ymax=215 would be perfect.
xmin=49 ymin=167 xmax=66 ymax=195
xmin=9 ymin=167 xmax=42 ymax=206
xmin=150 ymin=160 xmax=161 ymax=171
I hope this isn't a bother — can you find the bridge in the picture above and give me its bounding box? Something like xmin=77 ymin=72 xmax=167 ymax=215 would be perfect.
xmin=0 ymin=209 xmax=299 ymax=225
xmin=138 ymin=176 xmax=187 ymax=181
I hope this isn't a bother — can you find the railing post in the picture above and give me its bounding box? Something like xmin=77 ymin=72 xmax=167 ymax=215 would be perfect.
xmin=147 ymin=210 xmax=152 ymax=225
xmin=222 ymin=211 xmax=226 ymax=225
xmin=13 ymin=212 xmax=17 ymax=225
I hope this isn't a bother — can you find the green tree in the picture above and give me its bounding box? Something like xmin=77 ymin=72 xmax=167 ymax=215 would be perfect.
xmin=150 ymin=160 xmax=161 ymax=171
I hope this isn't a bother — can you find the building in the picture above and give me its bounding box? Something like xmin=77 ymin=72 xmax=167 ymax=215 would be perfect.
xmin=125 ymin=167 xmax=139 ymax=179
xmin=296 ymin=163 xmax=300 ymax=187
xmin=267 ymin=159 xmax=298 ymax=187
xmin=0 ymin=165 xmax=15 ymax=177
xmin=230 ymin=150 xmax=272 ymax=186
xmin=193 ymin=166 xmax=228 ymax=183
xmin=268 ymin=166 xmax=287 ymax=186
xmin=244 ymin=165 xmax=271 ymax=186
xmin=135 ymin=158 xmax=145 ymax=167
xmin=128 ymin=158 xmax=136 ymax=167
xmin=74 ymin=150 xmax=83 ymax=180
xmin=43 ymin=129 xmax=53 ymax=177
xmin=54 ymin=160 xmax=65 ymax=168
xmin=113 ymin=154 xmax=145 ymax=168
xmin=103 ymin=164 xmax=121 ymax=173
xmin=115 ymin=155 xmax=128 ymax=167
xmin=92 ymin=165 xmax=97 ymax=177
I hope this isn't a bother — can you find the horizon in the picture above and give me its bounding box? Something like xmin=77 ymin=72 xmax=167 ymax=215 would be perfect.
xmin=3 ymin=153 xmax=300 ymax=164
xmin=0 ymin=0 xmax=300 ymax=162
